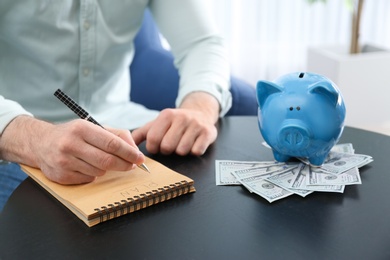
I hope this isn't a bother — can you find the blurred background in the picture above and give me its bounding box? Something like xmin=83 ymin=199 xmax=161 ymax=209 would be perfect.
xmin=205 ymin=0 xmax=390 ymax=135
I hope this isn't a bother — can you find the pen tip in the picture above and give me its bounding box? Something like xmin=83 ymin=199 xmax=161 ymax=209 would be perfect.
xmin=138 ymin=163 xmax=150 ymax=173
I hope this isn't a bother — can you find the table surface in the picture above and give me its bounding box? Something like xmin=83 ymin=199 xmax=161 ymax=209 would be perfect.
xmin=1 ymin=116 xmax=390 ymax=260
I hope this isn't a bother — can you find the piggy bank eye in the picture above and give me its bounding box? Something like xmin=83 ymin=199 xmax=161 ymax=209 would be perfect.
xmin=296 ymin=106 xmax=301 ymax=111
xmin=289 ymin=107 xmax=293 ymax=111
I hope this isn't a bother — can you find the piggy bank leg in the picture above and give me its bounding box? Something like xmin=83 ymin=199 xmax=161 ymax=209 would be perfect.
xmin=308 ymin=155 xmax=327 ymax=166
xmin=272 ymin=150 xmax=291 ymax=163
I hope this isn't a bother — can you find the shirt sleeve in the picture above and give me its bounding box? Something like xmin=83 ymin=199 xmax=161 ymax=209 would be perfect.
xmin=149 ymin=0 xmax=232 ymax=116
xmin=0 ymin=96 xmax=33 ymax=134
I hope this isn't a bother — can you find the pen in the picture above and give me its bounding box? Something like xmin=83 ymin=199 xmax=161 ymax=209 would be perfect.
xmin=53 ymin=89 xmax=150 ymax=173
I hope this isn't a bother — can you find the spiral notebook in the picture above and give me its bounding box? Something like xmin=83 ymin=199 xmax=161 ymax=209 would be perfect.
xmin=20 ymin=157 xmax=195 ymax=227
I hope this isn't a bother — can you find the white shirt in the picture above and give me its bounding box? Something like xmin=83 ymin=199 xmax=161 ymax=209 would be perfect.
xmin=0 ymin=0 xmax=231 ymax=133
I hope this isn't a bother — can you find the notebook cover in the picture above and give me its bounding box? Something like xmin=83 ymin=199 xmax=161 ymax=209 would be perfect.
xmin=20 ymin=156 xmax=195 ymax=227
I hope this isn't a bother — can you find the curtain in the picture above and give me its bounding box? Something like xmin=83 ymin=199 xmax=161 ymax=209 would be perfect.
xmin=207 ymin=0 xmax=390 ymax=84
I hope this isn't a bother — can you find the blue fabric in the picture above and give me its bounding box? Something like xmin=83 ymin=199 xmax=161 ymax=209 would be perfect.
xmin=227 ymin=77 xmax=257 ymax=116
xmin=130 ymin=10 xmax=257 ymax=115
xmin=0 ymin=162 xmax=27 ymax=212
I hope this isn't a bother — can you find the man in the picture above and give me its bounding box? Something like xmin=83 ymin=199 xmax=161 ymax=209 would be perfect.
xmin=0 ymin=0 xmax=231 ymax=206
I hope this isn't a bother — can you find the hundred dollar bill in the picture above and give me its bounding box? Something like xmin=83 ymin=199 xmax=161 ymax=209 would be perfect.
xmin=261 ymin=141 xmax=270 ymax=148
xmin=215 ymin=160 xmax=284 ymax=185
xmin=263 ymin=142 xmax=364 ymax=174
xmin=307 ymin=167 xmax=361 ymax=186
xmin=289 ymin=165 xmax=345 ymax=193
xmin=331 ymin=143 xmax=354 ymax=154
xmin=266 ymin=164 xmax=314 ymax=197
xmin=263 ymin=142 xmax=354 ymax=154
xmin=216 ymin=142 xmax=371 ymax=201
xmin=232 ymin=163 xmax=296 ymax=181
xmin=300 ymin=152 xmax=373 ymax=175
xmin=231 ymin=164 xmax=295 ymax=192
xmin=232 ymin=172 xmax=293 ymax=203
xmin=317 ymin=152 xmax=373 ymax=175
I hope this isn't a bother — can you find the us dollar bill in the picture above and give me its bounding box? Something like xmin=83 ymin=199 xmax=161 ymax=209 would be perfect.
xmin=299 ymin=143 xmax=372 ymax=175
xmin=230 ymin=164 xmax=295 ymax=192
xmin=331 ymin=143 xmax=354 ymax=154
xmin=216 ymin=143 xmax=372 ymax=202
xmin=215 ymin=160 xmax=284 ymax=185
xmin=314 ymin=152 xmax=373 ymax=175
xmin=289 ymin=165 xmax=345 ymax=193
xmin=263 ymin=142 xmax=354 ymax=154
xmin=307 ymin=167 xmax=362 ymax=186
xmin=232 ymin=171 xmax=294 ymax=203
xmin=266 ymin=164 xmax=314 ymax=197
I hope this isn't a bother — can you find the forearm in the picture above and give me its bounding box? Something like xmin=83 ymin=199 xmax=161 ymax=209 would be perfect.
xmin=0 ymin=115 xmax=145 ymax=184
xmin=0 ymin=115 xmax=52 ymax=167
xmin=179 ymin=92 xmax=220 ymax=124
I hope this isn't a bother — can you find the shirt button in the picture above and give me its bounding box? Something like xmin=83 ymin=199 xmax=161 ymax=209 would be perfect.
xmin=84 ymin=21 xmax=90 ymax=30
xmin=83 ymin=68 xmax=90 ymax=76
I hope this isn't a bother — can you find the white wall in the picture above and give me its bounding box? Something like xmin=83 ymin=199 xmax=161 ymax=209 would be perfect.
xmin=208 ymin=0 xmax=390 ymax=135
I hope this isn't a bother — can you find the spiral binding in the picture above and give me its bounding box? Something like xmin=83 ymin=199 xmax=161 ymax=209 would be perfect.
xmin=93 ymin=180 xmax=192 ymax=223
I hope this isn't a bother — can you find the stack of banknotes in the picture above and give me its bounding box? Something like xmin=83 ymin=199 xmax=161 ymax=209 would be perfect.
xmin=215 ymin=143 xmax=373 ymax=202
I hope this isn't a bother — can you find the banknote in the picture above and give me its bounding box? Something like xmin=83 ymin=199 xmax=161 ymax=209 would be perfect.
xmin=266 ymin=164 xmax=314 ymax=197
xmin=265 ymin=142 xmax=370 ymax=175
xmin=262 ymin=142 xmax=354 ymax=154
xmin=331 ymin=143 xmax=354 ymax=154
xmin=232 ymin=171 xmax=294 ymax=203
xmin=309 ymin=152 xmax=373 ymax=175
xmin=289 ymin=165 xmax=345 ymax=193
xmin=232 ymin=164 xmax=296 ymax=192
xmin=297 ymin=142 xmax=372 ymax=175
xmin=307 ymin=167 xmax=362 ymax=186
xmin=216 ymin=143 xmax=371 ymax=202
xmin=215 ymin=160 xmax=284 ymax=185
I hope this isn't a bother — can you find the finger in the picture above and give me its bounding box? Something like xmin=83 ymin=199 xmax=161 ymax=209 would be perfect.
xmin=107 ymin=128 xmax=146 ymax=166
xmin=41 ymin=159 xmax=101 ymax=184
xmin=191 ymin=125 xmax=217 ymax=156
xmin=82 ymin=125 xmax=144 ymax=165
xmin=65 ymin=138 xmax=139 ymax=172
xmin=143 ymin=114 xmax=172 ymax=154
xmin=159 ymin=119 xmax=188 ymax=155
xmin=79 ymin=146 xmax=138 ymax=171
xmin=131 ymin=122 xmax=152 ymax=145
xmin=190 ymin=136 xmax=210 ymax=156
xmin=106 ymin=127 xmax=137 ymax=147
xmin=174 ymin=128 xmax=197 ymax=156
xmin=98 ymin=127 xmax=146 ymax=167
xmin=53 ymin=171 xmax=97 ymax=185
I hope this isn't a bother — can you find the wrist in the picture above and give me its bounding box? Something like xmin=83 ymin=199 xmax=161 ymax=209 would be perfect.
xmin=179 ymin=92 xmax=220 ymax=123
xmin=0 ymin=115 xmax=52 ymax=166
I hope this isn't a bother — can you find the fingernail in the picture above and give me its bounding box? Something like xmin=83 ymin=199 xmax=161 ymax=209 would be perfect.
xmin=137 ymin=151 xmax=145 ymax=164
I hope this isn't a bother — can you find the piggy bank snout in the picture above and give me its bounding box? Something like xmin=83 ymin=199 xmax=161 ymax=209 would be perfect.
xmin=278 ymin=123 xmax=311 ymax=151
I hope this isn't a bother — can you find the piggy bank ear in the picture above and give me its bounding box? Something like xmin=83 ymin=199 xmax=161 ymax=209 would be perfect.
xmin=309 ymin=81 xmax=340 ymax=107
xmin=256 ymin=81 xmax=283 ymax=110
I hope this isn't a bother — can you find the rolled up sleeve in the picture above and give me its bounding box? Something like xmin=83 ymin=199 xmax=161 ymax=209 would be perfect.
xmin=0 ymin=96 xmax=33 ymax=134
xmin=150 ymin=0 xmax=232 ymax=116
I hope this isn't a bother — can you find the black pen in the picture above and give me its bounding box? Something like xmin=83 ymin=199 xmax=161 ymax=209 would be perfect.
xmin=54 ymin=89 xmax=150 ymax=173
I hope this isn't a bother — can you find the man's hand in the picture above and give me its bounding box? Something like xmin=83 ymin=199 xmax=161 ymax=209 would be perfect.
xmin=132 ymin=92 xmax=220 ymax=156
xmin=0 ymin=116 xmax=145 ymax=184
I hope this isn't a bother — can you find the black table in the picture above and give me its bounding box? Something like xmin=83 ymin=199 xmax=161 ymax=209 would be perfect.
xmin=1 ymin=116 xmax=389 ymax=260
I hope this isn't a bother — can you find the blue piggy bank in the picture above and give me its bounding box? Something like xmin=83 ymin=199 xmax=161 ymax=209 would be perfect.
xmin=256 ymin=72 xmax=346 ymax=166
